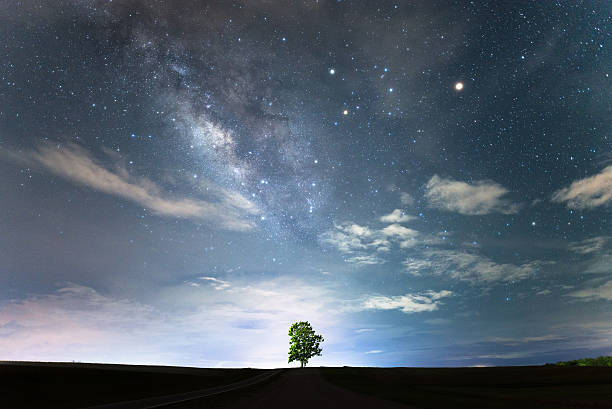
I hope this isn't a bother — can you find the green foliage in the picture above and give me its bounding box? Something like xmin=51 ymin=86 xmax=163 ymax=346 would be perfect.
xmin=554 ymin=356 xmax=612 ymax=367
xmin=288 ymin=321 xmax=324 ymax=367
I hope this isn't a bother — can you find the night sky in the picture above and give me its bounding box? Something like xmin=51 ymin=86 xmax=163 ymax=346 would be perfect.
xmin=1 ymin=0 xmax=612 ymax=368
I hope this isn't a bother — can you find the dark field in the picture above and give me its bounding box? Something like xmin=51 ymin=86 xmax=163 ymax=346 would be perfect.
xmin=321 ymin=366 xmax=612 ymax=409
xmin=0 ymin=361 xmax=265 ymax=408
xmin=3 ymin=362 xmax=612 ymax=409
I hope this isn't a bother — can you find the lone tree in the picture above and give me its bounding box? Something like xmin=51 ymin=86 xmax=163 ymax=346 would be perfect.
xmin=288 ymin=321 xmax=324 ymax=368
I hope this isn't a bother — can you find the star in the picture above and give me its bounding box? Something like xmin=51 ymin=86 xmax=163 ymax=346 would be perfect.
xmin=455 ymin=82 xmax=464 ymax=91
xmin=329 ymin=68 xmax=335 ymax=75
xmin=343 ymin=109 xmax=348 ymax=115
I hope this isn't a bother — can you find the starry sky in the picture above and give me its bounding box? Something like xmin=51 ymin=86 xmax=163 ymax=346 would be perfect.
xmin=1 ymin=0 xmax=612 ymax=368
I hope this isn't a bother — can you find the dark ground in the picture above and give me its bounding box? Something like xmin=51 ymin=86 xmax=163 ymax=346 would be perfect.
xmin=2 ymin=362 xmax=612 ymax=408
xmin=322 ymin=366 xmax=612 ymax=409
xmin=0 ymin=361 xmax=263 ymax=408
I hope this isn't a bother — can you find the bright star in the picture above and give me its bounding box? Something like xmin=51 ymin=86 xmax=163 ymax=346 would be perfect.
xmin=329 ymin=68 xmax=335 ymax=75
xmin=343 ymin=109 xmax=348 ymax=115
xmin=455 ymin=82 xmax=464 ymax=91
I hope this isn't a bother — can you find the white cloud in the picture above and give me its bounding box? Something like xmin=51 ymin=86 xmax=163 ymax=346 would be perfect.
xmin=380 ymin=209 xmax=416 ymax=223
xmin=361 ymin=290 xmax=452 ymax=314
xmin=319 ymin=223 xmax=375 ymax=253
xmin=320 ymin=221 xmax=427 ymax=265
xmin=345 ymin=224 xmax=374 ymax=237
xmin=320 ymin=215 xmax=445 ymax=266
xmin=355 ymin=328 xmax=375 ymax=333
xmin=320 ymin=223 xmax=421 ymax=254
xmin=0 ymin=277 xmax=346 ymax=368
xmin=319 ymin=223 xmax=389 ymax=262
xmin=381 ymin=224 xmax=420 ymax=248
xmin=380 ymin=224 xmax=418 ymax=239
xmin=365 ymin=350 xmax=383 ymax=354
xmin=552 ymin=166 xmax=612 ymax=209
xmin=5 ymin=144 xmax=258 ymax=231
xmin=198 ymin=276 xmax=231 ymax=290
xmin=344 ymin=255 xmax=386 ymax=265
xmin=569 ymin=280 xmax=612 ymax=301
xmin=424 ymin=175 xmax=519 ymax=215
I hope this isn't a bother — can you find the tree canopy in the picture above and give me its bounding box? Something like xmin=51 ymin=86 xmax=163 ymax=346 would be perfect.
xmin=553 ymin=356 xmax=612 ymax=367
xmin=288 ymin=321 xmax=324 ymax=368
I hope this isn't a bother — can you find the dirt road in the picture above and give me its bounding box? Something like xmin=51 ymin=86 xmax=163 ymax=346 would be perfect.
xmin=193 ymin=368 xmax=417 ymax=409
xmin=84 ymin=370 xmax=281 ymax=409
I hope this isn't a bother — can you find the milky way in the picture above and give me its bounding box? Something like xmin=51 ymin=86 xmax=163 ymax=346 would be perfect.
xmin=1 ymin=1 xmax=612 ymax=367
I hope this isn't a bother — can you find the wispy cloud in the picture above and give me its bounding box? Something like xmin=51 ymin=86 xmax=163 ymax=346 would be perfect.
xmin=552 ymin=166 xmax=612 ymax=209
xmin=365 ymin=350 xmax=383 ymax=354
xmin=403 ymin=257 xmax=435 ymax=277
xmin=380 ymin=209 xmax=416 ymax=223
xmin=400 ymin=192 xmax=414 ymax=206
xmin=565 ymin=237 xmax=612 ymax=276
xmin=322 ymin=212 xmax=543 ymax=287
xmin=568 ymin=237 xmax=609 ymax=255
xmin=404 ymin=249 xmax=544 ymax=284
xmin=490 ymin=334 xmax=562 ymax=345
xmin=0 ymin=284 xmax=159 ymax=363
xmin=424 ymin=175 xmax=519 ymax=215
xmin=424 ymin=318 xmax=451 ymax=325
xmin=476 ymin=351 xmax=535 ymax=359
xmin=569 ymin=280 xmax=612 ymax=301
xmin=360 ymin=290 xmax=452 ymax=314
xmin=4 ymin=144 xmax=259 ymax=231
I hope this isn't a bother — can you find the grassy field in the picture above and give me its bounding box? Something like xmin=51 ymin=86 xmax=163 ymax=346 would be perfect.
xmin=321 ymin=366 xmax=612 ymax=409
xmin=0 ymin=361 xmax=265 ymax=408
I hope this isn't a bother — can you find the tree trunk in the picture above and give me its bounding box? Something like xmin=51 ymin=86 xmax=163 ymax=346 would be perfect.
xmin=301 ymin=361 xmax=304 ymax=368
